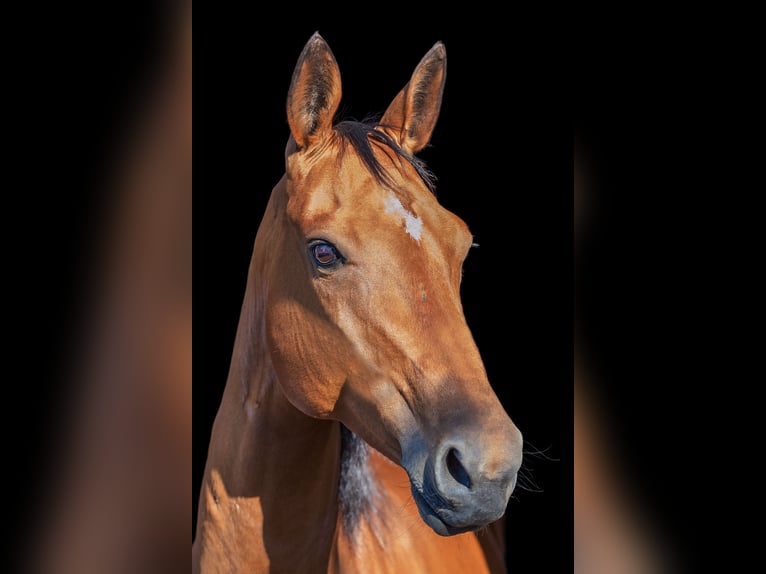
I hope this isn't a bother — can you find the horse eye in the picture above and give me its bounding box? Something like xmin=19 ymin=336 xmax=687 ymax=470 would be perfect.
xmin=310 ymin=241 xmax=342 ymax=268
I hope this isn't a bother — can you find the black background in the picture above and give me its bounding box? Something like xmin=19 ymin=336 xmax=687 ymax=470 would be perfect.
xmin=6 ymin=5 xmax=759 ymax=571
xmin=194 ymin=22 xmax=571 ymax=573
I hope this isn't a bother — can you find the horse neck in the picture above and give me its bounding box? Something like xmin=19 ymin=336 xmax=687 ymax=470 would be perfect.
xmin=195 ymin=175 xmax=342 ymax=571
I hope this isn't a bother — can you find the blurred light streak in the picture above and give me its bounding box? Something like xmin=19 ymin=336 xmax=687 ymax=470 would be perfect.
xmin=21 ymin=4 xmax=191 ymax=573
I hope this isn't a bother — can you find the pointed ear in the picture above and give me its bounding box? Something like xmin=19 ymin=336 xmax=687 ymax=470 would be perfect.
xmin=379 ymin=41 xmax=446 ymax=154
xmin=287 ymin=32 xmax=342 ymax=150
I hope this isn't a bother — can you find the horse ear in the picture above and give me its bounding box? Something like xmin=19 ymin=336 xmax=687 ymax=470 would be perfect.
xmin=379 ymin=41 xmax=446 ymax=154
xmin=287 ymin=32 xmax=342 ymax=150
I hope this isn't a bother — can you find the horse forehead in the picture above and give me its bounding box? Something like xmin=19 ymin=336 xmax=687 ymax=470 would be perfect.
xmin=379 ymin=191 xmax=425 ymax=241
xmin=338 ymin=184 xmax=456 ymax=244
xmin=296 ymin=146 xmax=470 ymax=245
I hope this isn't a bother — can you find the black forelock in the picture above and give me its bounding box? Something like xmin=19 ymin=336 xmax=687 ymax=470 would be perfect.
xmin=333 ymin=118 xmax=437 ymax=194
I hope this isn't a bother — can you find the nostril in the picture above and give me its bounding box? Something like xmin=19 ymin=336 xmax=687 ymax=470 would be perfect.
xmin=446 ymin=448 xmax=471 ymax=489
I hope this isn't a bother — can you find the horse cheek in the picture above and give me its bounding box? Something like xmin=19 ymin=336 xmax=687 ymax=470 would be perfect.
xmin=265 ymin=298 xmax=348 ymax=419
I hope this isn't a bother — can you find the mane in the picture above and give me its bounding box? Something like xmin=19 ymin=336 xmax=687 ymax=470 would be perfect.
xmin=334 ymin=118 xmax=437 ymax=194
xmin=338 ymin=424 xmax=383 ymax=542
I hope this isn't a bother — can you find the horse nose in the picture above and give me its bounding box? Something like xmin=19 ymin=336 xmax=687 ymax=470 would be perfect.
xmin=431 ymin=423 xmax=523 ymax=526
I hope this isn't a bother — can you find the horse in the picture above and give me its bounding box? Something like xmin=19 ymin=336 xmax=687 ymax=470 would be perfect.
xmin=192 ymin=32 xmax=523 ymax=573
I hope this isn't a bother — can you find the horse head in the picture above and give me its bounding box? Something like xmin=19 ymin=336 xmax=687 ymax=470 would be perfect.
xmin=259 ymin=32 xmax=522 ymax=536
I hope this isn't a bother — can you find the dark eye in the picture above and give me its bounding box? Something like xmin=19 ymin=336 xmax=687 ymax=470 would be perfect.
xmin=309 ymin=240 xmax=343 ymax=269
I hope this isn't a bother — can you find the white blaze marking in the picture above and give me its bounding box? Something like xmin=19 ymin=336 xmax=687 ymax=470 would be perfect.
xmin=383 ymin=194 xmax=423 ymax=241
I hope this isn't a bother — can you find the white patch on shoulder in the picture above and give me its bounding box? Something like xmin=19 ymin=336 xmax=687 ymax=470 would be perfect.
xmin=383 ymin=194 xmax=423 ymax=241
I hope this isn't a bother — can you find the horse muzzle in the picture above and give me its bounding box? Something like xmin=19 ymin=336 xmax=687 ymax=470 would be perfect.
xmin=405 ymin=423 xmax=523 ymax=536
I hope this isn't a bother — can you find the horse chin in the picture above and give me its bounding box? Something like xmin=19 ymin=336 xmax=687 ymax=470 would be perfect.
xmin=410 ymin=485 xmax=483 ymax=537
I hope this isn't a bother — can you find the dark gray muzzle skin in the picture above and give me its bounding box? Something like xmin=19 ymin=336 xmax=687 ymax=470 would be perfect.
xmin=403 ymin=421 xmax=523 ymax=536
